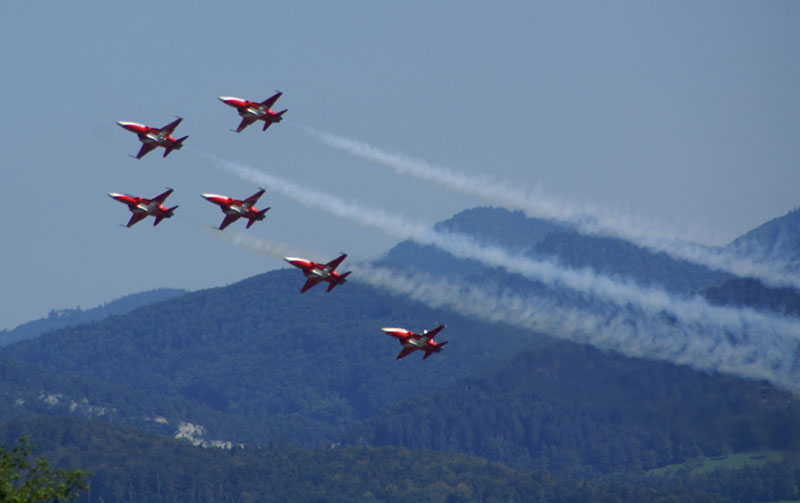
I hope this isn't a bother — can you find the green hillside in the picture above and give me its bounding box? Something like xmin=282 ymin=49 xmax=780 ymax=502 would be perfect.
xmin=0 ymin=269 xmax=539 ymax=446
xmin=347 ymin=341 xmax=800 ymax=475
xmin=0 ymin=416 xmax=727 ymax=503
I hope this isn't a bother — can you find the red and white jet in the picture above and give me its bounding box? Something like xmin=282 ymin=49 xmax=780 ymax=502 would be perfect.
xmin=283 ymin=253 xmax=351 ymax=293
xmin=117 ymin=117 xmax=189 ymax=159
xmin=201 ymin=188 xmax=271 ymax=230
xmin=381 ymin=324 xmax=448 ymax=360
xmin=218 ymin=92 xmax=287 ymax=133
xmin=108 ymin=188 xmax=178 ymax=228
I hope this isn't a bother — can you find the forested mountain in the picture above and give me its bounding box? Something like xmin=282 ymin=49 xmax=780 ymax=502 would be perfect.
xmin=2 ymin=205 xmax=800 ymax=501
xmin=0 ymin=415 xmax=728 ymax=503
xmin=421 ymin=207 xmax=733 ymax=294
xmin=0 ymin=269 xmax=540 ymax=446
xmin=702 ymin=277 xmax=800 ymax=317
xmin=347 ymin=340 xmax=800 ymax=476
xmin=0 ymin=288 xmax=186 ymax=346
xmin=0 ymin=356 xmax=261 ymax=448
xmin=726 ymin=206 xmax=800 ymax=267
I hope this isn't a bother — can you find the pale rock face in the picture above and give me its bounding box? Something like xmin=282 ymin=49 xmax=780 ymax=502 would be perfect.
xmin=174 ymin=422 xmax=236 ymax=450
xmin=40 ymin=393 xmax=63 ymax=406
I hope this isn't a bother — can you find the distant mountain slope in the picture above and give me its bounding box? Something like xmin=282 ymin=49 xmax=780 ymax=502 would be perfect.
xmin=702 ymin=278 xmax=800 ymax=317
xmin=0 ymin=355 xmax=272 ymax=447
xmin=387 ymin=206 xmax=800 ymax=325
xmin=428 ymin=207 xmax=732 ymax=294
xmin=347 ymin=340 xmax=800 ymax=476
xmin=0 ymin=288 xmax=186 ymax=346
xmin=0 ymin=415 xmax=727 ymax=503
xmin=0 ymin=269 xmax=539 ymax=446
xmin=726 ymin=206 xmax=800 ymax=266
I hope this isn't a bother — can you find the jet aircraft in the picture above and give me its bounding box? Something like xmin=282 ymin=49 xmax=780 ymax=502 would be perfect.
xmin=283 ymin=253 xmax=351 ymax=293
xmin=117 ymin=117 xmax=189 ymax=159
xmin=108 ymin=188 xmax=178 ymax=228
xmin=201 ymin=189 xmax=270 ymax=230
xmin=218 ymin=92 xmax=287 ymax=133
xmin=381 ymin=324 xmax=448 ymax=360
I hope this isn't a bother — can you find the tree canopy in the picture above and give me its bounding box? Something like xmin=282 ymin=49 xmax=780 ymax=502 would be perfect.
xmin=0 ymin=436 xmax=88 ymax=502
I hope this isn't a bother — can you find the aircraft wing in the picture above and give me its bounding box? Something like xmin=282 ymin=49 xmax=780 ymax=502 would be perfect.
xmin=235 ymin=117 xmax=257 ymax=133
xmin=424 ymin=324 xmax=446 ymax=340
xmin=218 ymin=214 xmax=240 ymax=230
xmin=152 ymin=188 xmax=174 ymax=205
xmin=135 ymin=143 xmax=157 ymax=159
xmin=160 ymin=117 xmax=183 ymax=135
xmin=300 ymin=277 xmax=323 ymax=293
xmin=396 ymin=347 xmax=416 ymax=360
xmin=260 ymin=91 xmax=282 ymax=109
xmin=325 ymin=253 xmax=348 ymax=271
xmin=126 ymin=212 xmax=148 ymax=228
xmin=243 ymin=189 xmax=265 ymax=207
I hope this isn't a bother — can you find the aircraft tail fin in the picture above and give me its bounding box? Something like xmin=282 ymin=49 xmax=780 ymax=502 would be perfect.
xmin=245 ymin=208 xmax=270 ymax=229
xmin=326 ymin=272 xmax=351 ymax=292
xmin=164 ymin=136 xmax=189 ymax=157
xmin=264 ymin=110 xmax=287 ymax=130
xmin=154 ymin=206 xmax=178 ymax=226
xmin=422 ymin=341 xmax=447 ymax=360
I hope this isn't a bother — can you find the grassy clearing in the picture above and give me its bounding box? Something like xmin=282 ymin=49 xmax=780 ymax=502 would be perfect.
xmin=647 ymin=450 xmax=784 ymax=477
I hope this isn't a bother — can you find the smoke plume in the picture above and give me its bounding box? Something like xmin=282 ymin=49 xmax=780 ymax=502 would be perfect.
xmin=306 ymin=128 xmax=800 ymax=289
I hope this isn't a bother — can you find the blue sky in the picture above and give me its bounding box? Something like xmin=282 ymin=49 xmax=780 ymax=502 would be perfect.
xmin=1 ymin=1 xmax=799 ymax=330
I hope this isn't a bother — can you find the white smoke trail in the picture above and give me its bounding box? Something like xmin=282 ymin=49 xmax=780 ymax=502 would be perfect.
xmin=211 ymin=229 xmax=317 ymax=261
xmin=197 ymin=153 xmax=800 ymax=347
xmin=210 ymin=226 xmax=800 ymax=391
xmin=306 ymin=128 xmax=800 ymax=289
xmin=353 ymin=263 xmax=800 ymax=392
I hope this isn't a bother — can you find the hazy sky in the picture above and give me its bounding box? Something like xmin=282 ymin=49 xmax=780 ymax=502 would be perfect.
xmin=1 ymin=1 xmax=798 ymax=330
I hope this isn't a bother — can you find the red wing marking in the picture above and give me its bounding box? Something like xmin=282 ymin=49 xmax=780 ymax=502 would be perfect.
xmin=126 ymin=212 xmax=148 ymax=228
xmin=300 ymin=277 xmax=322 ymax=293
xmin=219 ymin=214 xmax=240 ymax=230
xmin=424 ymin=325 xmax=446 ymax=339
xmin=260 ymin=91 xmax=282 ymax=109
xmin=135 ymin=143 xmax=157 ymax=159
xmin=236 ymin=117 xmax=257 ymax=133
xmin=160 ymin=117 xmax=183 ymax=135
xmin=325 ymin=253 xmax=347 ymax=271
xmin=396 ymin=347 xmax=416 ymax=360
xmin=243 ymin=189 xmax=265 ymax=207
xmin=152 ymin=189 xmax=174 ymax=205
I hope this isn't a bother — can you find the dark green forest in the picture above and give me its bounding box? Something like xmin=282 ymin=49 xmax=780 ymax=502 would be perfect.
xmin=0 ymin=416 xmax=730 ymax=503
xmin=348 ymin=343 xmax=800 ymax=476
